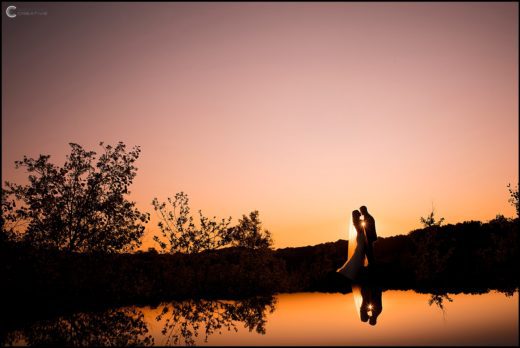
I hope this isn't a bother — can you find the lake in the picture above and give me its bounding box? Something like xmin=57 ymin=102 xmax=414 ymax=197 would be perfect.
xmin=4 ymin=289 xmax=518 ymax=346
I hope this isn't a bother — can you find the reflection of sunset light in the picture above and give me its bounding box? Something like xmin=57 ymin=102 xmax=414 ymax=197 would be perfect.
xmin=351 ymin=285 xmax=362 ymax=319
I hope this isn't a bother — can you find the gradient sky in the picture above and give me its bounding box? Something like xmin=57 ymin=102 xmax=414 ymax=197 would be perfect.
xmin=2 ymin=2 xmax=518 ymax=249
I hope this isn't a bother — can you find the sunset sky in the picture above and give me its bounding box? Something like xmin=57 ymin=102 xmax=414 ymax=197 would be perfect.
xmin=2 ymin=2 xmax=518 ymax=249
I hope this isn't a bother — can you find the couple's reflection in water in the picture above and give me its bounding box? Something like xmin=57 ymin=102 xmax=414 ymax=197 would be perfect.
xmin=352 ymin=282 xmax=383 ymax=326
xmin=2 ymin=296 xmax=276 ymax=346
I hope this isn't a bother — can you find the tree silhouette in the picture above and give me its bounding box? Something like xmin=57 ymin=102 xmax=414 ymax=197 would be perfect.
xmin=152 ymin=193 xmax=273 ymax=254
xmin=152 ymin=192 xmax=233 ymax=254
xmin=1 ymin=142 xmax=149 ymax=252
xmin=229 ymin=211 xmax=273 ymax=250
xmin=507 ymin=183 xmax=519 ymax=218
xmin=420 ymin=206 xmax=445 ymax=228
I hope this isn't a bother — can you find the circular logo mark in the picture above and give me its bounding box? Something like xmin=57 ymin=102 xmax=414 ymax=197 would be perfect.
xmin=6 ymin=5 xmax=16 ymax=18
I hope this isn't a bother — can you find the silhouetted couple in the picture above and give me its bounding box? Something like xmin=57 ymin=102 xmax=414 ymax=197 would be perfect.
xmin=336 ymin=206 xmax=378 ymax=281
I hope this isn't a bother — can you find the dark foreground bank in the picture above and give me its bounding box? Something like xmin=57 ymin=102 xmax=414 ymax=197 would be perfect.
xmin=1 ymin=217 xmax=518 ymax=309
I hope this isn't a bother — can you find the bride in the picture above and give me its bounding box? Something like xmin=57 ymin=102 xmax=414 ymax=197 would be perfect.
xmin=337 ymin=210 xmax=367 ymax=280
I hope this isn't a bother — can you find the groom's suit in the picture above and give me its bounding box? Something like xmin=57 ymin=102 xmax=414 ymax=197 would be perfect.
xmin=363 ymin=211 xmax=377 ymax=265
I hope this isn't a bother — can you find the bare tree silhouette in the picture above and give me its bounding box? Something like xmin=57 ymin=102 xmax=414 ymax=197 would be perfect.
xmin=152 ymin=193 xmax=273 ymax=254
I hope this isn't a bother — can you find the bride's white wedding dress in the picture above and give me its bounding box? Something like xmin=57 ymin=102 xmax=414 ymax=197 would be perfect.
xmin=337 ymin=218 xmax=367 ymax=280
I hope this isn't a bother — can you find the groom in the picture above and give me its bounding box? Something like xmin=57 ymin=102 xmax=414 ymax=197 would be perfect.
xmin=360 ymin=205 xmax=377 ymax=266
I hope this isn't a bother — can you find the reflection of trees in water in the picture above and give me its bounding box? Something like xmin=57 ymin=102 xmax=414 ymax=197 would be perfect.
xmin=426 ymin=288 xmax=519 ymax=323
xmin=3 ymin=296 xmax=276 ymax=347
xmin=428 ymin=293 xmax=453 ymax=322
xmin=3 ymin=307 xmax=153 ymax=346
xmin=498 ymin=287 xmax=518 ymax=297
xmin=428 ymin=293 xmax=453 ymax=311
xmin=156 ymin=296 xmax=276 ymax=346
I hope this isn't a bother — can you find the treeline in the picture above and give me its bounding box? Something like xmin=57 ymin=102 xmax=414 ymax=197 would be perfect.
xmin=1 ymin=216 xmax=518 ymax=309
xmin=284 ymin=215 xmax=519 ymax=291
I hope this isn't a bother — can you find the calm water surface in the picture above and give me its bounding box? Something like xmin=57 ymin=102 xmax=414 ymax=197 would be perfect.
xmin=6 ymin=289 xmax=518 ymax=346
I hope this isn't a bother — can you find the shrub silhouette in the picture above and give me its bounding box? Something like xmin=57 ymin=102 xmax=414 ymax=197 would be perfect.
xmin=152 ymin=193 xmax=273 ymax=254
